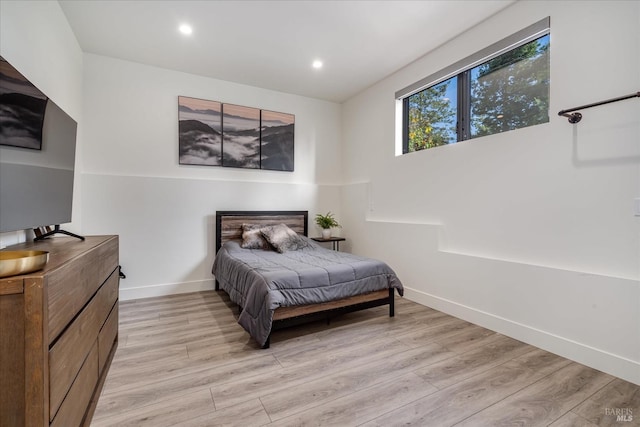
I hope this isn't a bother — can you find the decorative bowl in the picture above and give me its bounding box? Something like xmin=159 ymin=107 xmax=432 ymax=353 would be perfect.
xmin=0 ymin=250 xmax=50 ymax=278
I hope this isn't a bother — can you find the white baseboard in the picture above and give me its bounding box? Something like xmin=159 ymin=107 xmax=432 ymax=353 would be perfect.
xmin=403 ymin=287 xmax=640 ymax=386
xmin=119 ymin=279 xmax=215 ymax=301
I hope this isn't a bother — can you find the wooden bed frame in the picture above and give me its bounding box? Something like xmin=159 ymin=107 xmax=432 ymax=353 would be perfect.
xmin=215 ymin=210 xmax=395 ymax=348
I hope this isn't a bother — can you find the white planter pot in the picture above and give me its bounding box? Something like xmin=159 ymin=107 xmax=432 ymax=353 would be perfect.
xmin=321 ymin=229 xmax=331 ymax=239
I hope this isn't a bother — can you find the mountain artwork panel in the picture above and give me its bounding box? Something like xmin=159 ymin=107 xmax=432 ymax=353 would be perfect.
xmin=222 ymin=104 xmax=260 ymax=169
xmin=178 ymin=96 xmax=222 ymax=165
xmin=261 ymin=110 xmax=294 ymax=171
xmin=0 ymin=56 xmax=48 ymax=150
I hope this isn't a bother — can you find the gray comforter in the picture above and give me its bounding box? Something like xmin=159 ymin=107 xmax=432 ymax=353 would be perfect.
xmin=212 ymin=238 xmax=404 ymax=346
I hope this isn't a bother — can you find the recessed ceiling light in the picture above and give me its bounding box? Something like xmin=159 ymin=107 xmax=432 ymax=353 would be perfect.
xmin=312 ymin=60 xmax=323 ymax=69
xmin=179 ymin=24 xmax=193 ymax=35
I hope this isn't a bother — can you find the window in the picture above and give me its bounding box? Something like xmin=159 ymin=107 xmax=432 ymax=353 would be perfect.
xmin=397 ymin=18 xmax=550 ymax=154
xmin=406 ymin=77 xmax=457 ymax=151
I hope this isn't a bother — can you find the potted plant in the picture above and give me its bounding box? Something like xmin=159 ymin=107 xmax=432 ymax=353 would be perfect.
xmin=315 ymin=212 xmax=341 ymax=239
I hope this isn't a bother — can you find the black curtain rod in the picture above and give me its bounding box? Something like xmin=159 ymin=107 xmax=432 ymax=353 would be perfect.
xmin=558 ymin=91 xmax=640 ymax=123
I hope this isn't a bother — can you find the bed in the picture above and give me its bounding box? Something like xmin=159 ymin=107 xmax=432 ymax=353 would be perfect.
xmin=212 ymin=210 xmax=404 ymax=348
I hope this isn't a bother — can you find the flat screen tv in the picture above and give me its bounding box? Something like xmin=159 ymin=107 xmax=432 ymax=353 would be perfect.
xmin=0 ymin=56 xmax=80 ymax=238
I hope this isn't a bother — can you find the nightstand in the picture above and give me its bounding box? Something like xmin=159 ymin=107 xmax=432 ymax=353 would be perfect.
xmin=311 ymin=236 xmax=346 ymax=251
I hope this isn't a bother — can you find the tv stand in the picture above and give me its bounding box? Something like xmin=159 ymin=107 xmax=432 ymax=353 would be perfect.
xmin=34 ymin=225 xmax=85 ymax=242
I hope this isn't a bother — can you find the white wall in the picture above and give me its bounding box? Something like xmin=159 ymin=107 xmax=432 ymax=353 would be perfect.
xmin=0 ymin=0 xmax=83 ymax=247
xmin=80 ymin=54 xmax=343 ymax=300
xmin=341 ymin=1 xmax=640 ymax=384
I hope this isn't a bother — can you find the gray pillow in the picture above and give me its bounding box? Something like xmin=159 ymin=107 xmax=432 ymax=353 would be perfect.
xmin=260 ymin=223 xmax=309 ymax=253
xmin=241 ymin=224 xmax=272 ymax=250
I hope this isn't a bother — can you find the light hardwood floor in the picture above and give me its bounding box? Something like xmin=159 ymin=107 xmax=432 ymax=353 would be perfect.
xmin=92 ymin=291 xmax=639 ymax=426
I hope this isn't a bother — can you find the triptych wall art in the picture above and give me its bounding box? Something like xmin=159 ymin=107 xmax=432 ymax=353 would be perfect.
xmin=178 ymin=96 xmax=295 ymax=171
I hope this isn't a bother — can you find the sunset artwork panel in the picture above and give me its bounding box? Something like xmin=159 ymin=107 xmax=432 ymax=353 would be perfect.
xmin=178 ymin=96 xmax=222 ymax=165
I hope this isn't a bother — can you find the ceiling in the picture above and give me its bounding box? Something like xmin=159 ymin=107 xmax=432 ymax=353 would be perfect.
xmin=59 ymin=0 xmax=515 ymax=103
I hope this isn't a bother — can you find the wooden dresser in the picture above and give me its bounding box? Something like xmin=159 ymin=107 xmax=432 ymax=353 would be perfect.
xmin=0 ymin=235 xmax=119 ymax=427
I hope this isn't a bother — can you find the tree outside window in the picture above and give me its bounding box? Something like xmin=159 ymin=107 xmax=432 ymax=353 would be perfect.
xmin=406 ymin=77 xmax=457 ymax=152
xmin=470 ymin=34 xmax=550 ymax=138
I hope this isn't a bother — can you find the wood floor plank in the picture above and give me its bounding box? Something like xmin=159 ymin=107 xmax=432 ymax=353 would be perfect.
xmin=123 ymin=318 xmax=238 ymax=342
xmin=571 ymin=378 xmax=640 ymax=426
xmin=393 ymin=298 xmax=440 ymax=316
xmin=93 ymin=354 xmax=282 ymax=416
xmin=108 ymin=342 xmax=188 ymax=364
xmin=393 ymin=316 xmax=474 ymax=348
xmin=413 ymin=334 xmax=534 ymax=389
xmin=211 ymin=334 xmax=412 ymax=410
xmin=103 ymin=343 xmax=263 ymax=394
xmin=177 ymin=399 xmax=272 ymax=427
xmin=91 ymin=389 xmax=215 ymax=427
xmin=433 ymin=324 xmax=500 ymax=354
xmin=118 ymin=313 xmax=190 ymax=333
xmin=260 ymin=342 xmax=453 ymax=421
xmin=362 ymin=348 xmax=571 ymax=427
xmin=119 ymin=299 xmax=222 ymax=323
xmin=120 ymin=322 xmax=239 ymax=350
xmin=103 ymin=345 xmax=190 ymax=392
xmin=270 ymin=323 xmax=399 ymax=368
xmin=186 ymin=336 xmax=269 ymax=361
xmin=118 ymin=334 xmax=128 ymax=347
xmin=455 ymin=362 xmax=615 ymax=426
xmin=187 ymin=311 xmax=239 ymax=326
xmin=118 ymin=300 xmax=212 ymax=321
xmin=548 ymin=411 xmax=599 ymax=427
xmin=266 ymin=372 xmax=437 ymax=426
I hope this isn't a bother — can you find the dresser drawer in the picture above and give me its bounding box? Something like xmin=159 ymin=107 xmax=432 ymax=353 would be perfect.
xmin=47 ymin=236 xmax=119 ymax=342
xmin=48 ymin=267 xmax=119 ymax=420
xmin=99 ymin=303 xmax=118 ymax=374
xmin=50 ymin=342 xmax=98 ymax=427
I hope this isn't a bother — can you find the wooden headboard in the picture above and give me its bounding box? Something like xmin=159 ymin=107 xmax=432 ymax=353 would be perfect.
xmin=216 ymin=211 xmax=308 ymax=252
